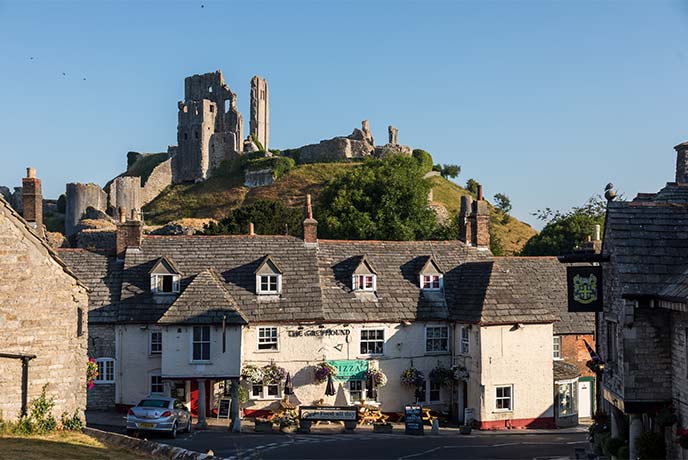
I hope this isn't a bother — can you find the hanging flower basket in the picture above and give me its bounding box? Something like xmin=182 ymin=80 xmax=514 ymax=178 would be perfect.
xmin=87 ymin=358 xmax=98 ymax=390
xmin=366 ymin=368 xmax=388 ymax=388
xmin=429 ymin=365 xmax=453 ymax=387
xmin=452 ymin=365 xmax=469 ymax=382
xmin=401 ymin=367 xmax=424 ymax=387
xmin=241 ymin=364 xmax=265 ymax=384
xmin=313 ymin=362 xmax=338 ymax=384
xmin=262 ymin=363 xmax=287 ymax=384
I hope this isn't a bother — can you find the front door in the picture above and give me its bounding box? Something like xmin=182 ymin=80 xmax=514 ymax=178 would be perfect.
xmin=578 ymin=380 xmax=592 ymax=419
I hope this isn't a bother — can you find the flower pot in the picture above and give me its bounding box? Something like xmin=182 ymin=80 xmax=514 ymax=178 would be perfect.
xmin=280 ymin=424 xmax=297 ymax=434
xmin=254 ymin=420 xmax=273 ymax=433
xmin=460 ymin=425 xmax=472 ymax=435
xmin=374 ymin=423 xmax=393 ymax=433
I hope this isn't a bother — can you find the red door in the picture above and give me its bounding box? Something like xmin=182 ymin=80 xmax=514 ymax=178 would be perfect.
xmin=189 ymin=380 xmax=212 ymax=417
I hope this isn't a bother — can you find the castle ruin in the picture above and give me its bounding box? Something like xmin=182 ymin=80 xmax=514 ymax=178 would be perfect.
xmin=250 ymin=76 xmax=269 ymax=151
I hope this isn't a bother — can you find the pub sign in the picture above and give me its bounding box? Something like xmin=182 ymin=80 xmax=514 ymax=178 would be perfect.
xmin=566 ymin=266 xmax=603 ymax=312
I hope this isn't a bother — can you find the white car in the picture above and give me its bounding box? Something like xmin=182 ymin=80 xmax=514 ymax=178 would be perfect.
xmin=126 ymin=396 xmax=192 ymax=438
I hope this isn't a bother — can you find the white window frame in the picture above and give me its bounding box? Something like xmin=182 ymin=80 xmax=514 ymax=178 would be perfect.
xmin=150 ymin=329 xmax=162 ymax=355
xmin=256 ymin=274 xmax=282 ymax=295
xmin=460 ymin=326 xmax=470 ymax=355
xmin=95 ymin=358 xmax=115 ymax=384
xmin=257 ymin=326 xmax=279 ymax=351
xmin=360 ymin=329 xmax=385 ymax=356
xmin=553 ymin=335 xmax=562 ymax=360
xmin=348 ymin=380 xmax=364 ymax=403
xmin=250 ymin=383 xmax=281 ymax=400
xmin=429 ymin=380 xmax=441 ymax=402
xmin=150 ymin=373 xmax=164 ymax=394
xmin=191 ymin=326 xmax=211 ymax=362
xmin=495 ymin=384 xmax=513 ymax=412
xmin=420 ymin=274 xmax=443 ymax=291
xmin=150 ymin=274 xmax=180 ymax=295
xmin=352 ymin=274 xmax=376 ymax=292
xmin=425 ymin=326 xmax=449 ymax=353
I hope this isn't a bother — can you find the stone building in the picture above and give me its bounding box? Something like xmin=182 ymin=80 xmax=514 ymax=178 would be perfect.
xmin=250 ymin=76 xmax=269 ymax=151
xmin=0 ymin=173 xmax=88 ymax=420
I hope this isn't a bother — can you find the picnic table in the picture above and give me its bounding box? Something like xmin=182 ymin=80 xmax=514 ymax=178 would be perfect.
xmin=357 ymin=402 xmax=389 ymax=425
xmin=396 ymin=407 xmax=437 ymax=424
xmin=269 ymin=397 xmax=297 ymax=421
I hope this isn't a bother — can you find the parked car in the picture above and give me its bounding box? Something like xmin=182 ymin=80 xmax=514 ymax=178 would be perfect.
xmin=126 ymin=396 xmax=191 ymax=438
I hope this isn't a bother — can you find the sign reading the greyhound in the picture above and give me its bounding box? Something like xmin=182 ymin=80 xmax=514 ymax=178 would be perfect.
xmin=567 ymin=266 xmax=603 ymax=312
xmin=300 ymin=406 xmax=358 ymax=421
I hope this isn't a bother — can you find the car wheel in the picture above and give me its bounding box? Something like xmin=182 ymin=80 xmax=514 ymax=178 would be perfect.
xmin=185 ymin=418 xmax=192 ymax=433
xmin=126 ymin=429 xmax=136 ymax=437
xmin=169 ymin=422 xmax=177 ymax=439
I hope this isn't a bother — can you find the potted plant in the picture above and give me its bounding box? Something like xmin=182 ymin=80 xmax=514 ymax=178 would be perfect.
xmin=313 ymin=362 xmax=338 ymax=384
xmin=366 ymin=368 xmax=387 ymax=388
xmin=373 ymin=421 xmax=393 ymax=433
xmin=401 ymin=367 xmax=425 ymax=387
xmin=86 ymin=358 xmax=98 ymax=390
xmin=262 ymin=363 xmax=287 ymax=385
xmin=429 ymin=365 xmax=453 ymax=387
xmin=241 ymin=364 xmax=264 ymax=384
xmin=274 ymin=409 xmax=298 ymax=433
xmin=254 ymin=417 xmax=273 ymax=433
xmin=451 ymin=365 xmax=469 ymax=382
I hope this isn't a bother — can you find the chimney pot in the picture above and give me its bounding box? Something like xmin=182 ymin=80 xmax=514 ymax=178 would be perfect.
xmin=477 ymin=184 xmax=483 ymax=201
xmin=26 ymin=167 xmax=36 ymax=179
xmin=594 ymin=223 xmax=601 ymax=242
xmin=21 ymin=167 xmax=43 ymax=237
xmin=118 ymin=207 xmax=126 ymax=223
xmin=249 ymin=222 xmax=255 ymax=236
xmin=303 ymin=194 xmax=318 ymax=245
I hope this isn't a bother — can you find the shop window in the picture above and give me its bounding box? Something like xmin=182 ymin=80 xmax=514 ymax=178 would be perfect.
xmin=349 ymin=380 xmax=363 ymax=402
xmin=150 ymin=329 xmax=162 ymax=355
xmin=192 ymin=326 xmax=210 ymax=361
xmin=553 ymin=335 xmax=562 ymax=360
xmin=557 ymin=380 xmax=577 ymax=416
xmin=495 ymin=385 xmax=513 ymax=411
xmin=251 ymin=384 xmax=280 ymax=400
xmin=150 ymin=374 xmax=164 ymax=394
xmin=360 ymin=329 xmax=384 ymax=355
xmin=257 ymin=326 xmax=278 ymax=350
xmin=426 ymin=326 xmax=449 ymax=353
xmin=95 ymin=358 xmax=115 ymax=383
xmin=429 ymin=381 xmax=441 ymax=402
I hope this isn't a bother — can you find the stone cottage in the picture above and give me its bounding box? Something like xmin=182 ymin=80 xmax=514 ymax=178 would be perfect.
xmin=0 ymin=170 xmax=88 ymax=420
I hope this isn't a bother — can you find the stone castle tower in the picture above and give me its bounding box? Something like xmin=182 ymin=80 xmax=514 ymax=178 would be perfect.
xmin=250 ymin=76 xmax=269 ymax=151
xmin=173 ymin=70 xmax=244 ymax=183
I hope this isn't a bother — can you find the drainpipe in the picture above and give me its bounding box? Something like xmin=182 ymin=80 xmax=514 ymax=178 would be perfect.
xmin=0 ymin=353 xmax=37 ymax=417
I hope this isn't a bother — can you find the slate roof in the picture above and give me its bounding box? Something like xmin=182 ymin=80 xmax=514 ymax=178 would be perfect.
xmin=604 ymin=200 xmax=688 ymax=298
xmin=553 ymin=360 xmax=581 ymax=380
xmin=451 ymin=257 xmax=563 ymax=325
xmin=56 ymin=249 xmax=121 ymax=323
xmin=159 ymin=269 xmax=247 ymax=325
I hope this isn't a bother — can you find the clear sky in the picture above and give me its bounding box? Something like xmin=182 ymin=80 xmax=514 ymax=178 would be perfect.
xmin=1 ymin=0 xmax=688 ymax=228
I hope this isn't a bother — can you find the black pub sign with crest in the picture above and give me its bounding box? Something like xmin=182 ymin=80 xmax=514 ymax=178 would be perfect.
xmin=566 ymin=266 xmax=603 ymax=312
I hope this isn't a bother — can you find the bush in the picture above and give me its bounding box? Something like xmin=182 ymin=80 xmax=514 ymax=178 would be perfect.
xmin=242 ymin=156 xmax=295 ymax=179
xmin=412 ymin=149 xmax=433 ymax=174
xmin=29 ymin=385 xmax=57 ymax=434
xmin=61 ymin=411 xmax=84 ymax=431
xmin=281 ymin=148 xmax=301 ymax=164
xmin=635 ymin=431 xmax=665 ymax=460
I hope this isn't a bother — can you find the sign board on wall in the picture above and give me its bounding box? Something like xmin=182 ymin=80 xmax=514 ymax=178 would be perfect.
xmin=327 ymin=360 xmax=369 ymax=381
xmin=567 ymin=266 xmax=603 ymax=312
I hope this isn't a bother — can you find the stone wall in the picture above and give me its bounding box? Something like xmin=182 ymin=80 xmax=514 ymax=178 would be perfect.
xmin=250 ymin=76 xmax=269 ymax=151
xmin=107 ymin=176 xmax=141 ymax=221
xmin=88 ymin=324 xmax=116 ymax=409
xmin=76 ymin=229 xmax=116 ymax=252
xmin=244 ymin=169 xmax=275 ymax=188
xmin=65 ymin=183 xmax=108 ymax=236
xmin=0 ymin=200 xmax=88 ymax=420
xmin=140 ymin=157 xmax=172 ymax=206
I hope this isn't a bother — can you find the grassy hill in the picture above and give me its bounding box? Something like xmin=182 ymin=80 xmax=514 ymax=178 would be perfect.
xmin=144 ymin=161 xmax=536 ymax=255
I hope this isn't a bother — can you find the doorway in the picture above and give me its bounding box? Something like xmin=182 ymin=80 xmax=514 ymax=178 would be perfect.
xmin=578 ymin=379 xmax=593 ymax=419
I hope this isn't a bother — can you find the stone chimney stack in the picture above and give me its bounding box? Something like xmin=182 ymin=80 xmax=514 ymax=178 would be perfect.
xmin=460 ymin=184 xmax=490 ymax=248
xmin=116 ymin=209 xmax=143 ymax=259
xmin=22 ymin=167 xmax=43 ymax=237
xmin=303 ymin=194 xmax=318 ymax=246
xmin=675 ymin=142 xmax=688 ymax=183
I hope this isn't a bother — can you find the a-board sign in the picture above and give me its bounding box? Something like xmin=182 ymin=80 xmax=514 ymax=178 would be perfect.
xmin=463 ymin=408 xmax=475 ymax=426
xmin=299 ymin=406 xmax=358 ymax=421
xmin=404 ymin=405 xmax=424 ymax=435
xmin=216 ymin=398 xmax=231 ymax=419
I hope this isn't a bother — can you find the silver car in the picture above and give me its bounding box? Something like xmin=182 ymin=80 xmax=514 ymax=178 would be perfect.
xmin=126 ymin=396 xmax=192 ymax=438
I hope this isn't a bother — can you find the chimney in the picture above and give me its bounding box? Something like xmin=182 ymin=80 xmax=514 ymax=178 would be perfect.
xmin=579 ymin=223 xmax=603 ymax=254
xmin=464 ymin=183 xmax=490 ymax=248
xmin=676 ymin=142 xmax=688 ymax=183
xmin=302 ymin=194 xmax=318 ymax=246
xmin=459 ymin=195 xmax=473 ymax=244
xmin=116 ymin=212 xmax=143 ymax=259
xmin=249 ymin=222 xmax=255 ymax=236
xmin=22 ymin=167 xmax=43 ymax=237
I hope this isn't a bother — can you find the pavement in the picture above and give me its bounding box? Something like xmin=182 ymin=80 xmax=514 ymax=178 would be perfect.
xmin=86 ymin=410 xmax=591 ymax=459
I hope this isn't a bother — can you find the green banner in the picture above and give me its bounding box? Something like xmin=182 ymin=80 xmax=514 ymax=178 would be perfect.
xmin=327 ymin=360 xmax=369 ymax=382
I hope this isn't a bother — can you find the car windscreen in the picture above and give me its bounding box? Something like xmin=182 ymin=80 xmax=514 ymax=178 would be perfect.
xmin=138 ymin=399 xmax=169 ymax=408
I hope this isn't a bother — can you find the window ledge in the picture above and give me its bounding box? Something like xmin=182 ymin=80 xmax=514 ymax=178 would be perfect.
xmin=95 ymin=381 xmax=115 ymax=385
xmin=190 ymin=361 xmax=212 ymax=365
xmin=493 ymin=409 xmax=513 ymax=413
xmin=255 ymin=349 xmax=280 ymax=353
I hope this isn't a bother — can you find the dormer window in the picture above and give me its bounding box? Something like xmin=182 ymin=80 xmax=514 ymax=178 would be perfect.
xmin=255 ymin=255 xmax=282 ymax=295
xmin=417 ymin=256 xmax=444 ymax=291
xmin=149 ymin=257 xmax=181 ymax=295
xmin=352 ymin=256 xmax=377 ymax=292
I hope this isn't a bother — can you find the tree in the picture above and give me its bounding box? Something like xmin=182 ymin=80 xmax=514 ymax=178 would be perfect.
xmin=440 ymin=164 xmax=461 ymax=179
xmin=203 ymin=199 xmax=303 ymax=236
xmin=520 ymin=196 xmax=606 ymax=256
xmin=412 ymin=149 xmax=433 ymax=174
xmin=465 ymin=178 xmax=479 ymax=196
xmin=56 ymin=194 xmax=66 ymax=214
xmin=493 ymin=193 xmax=512 ymax=223
xmin=318 ymin=156 xmax=437 ymax=240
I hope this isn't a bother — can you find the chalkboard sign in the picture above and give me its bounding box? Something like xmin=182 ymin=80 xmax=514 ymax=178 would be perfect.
xmin=463 ymin=408 xmax=475 ymax=426
xmin=216 ymin=398 xmax=231 ymax=419
xmin=404 ymin=405 xmax=424 ymax=435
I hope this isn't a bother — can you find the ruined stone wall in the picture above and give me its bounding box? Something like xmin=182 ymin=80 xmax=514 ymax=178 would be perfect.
xmin=87 ymin=324 xmax=116 ymax=409
xmin=140 ymin=157 xmax=172 ymax=205
xmin=107 ymin=176 xmax=141 ymax=220
xmin=65 ymin=183 xmax=107 ymax=236
xmin=250 ymin=76 xmax=269 ymax=150
xmin=244 ymin=168 xmax=275 ymax=188
xmin=174 ymin=100 xmax=217 ymax=183
xmin=0 ymin=202 xmax=88 ymax=420
xmin=76 ymin=229 xmax=116 ymax=252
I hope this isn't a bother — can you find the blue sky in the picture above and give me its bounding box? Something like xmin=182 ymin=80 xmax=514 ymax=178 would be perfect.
xmin=1 ymin=0 xmax=688 ymax=228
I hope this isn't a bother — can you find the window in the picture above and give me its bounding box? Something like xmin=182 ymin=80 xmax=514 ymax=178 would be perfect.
xmin=557 ymin=381 xmax=577 ymax=417
xmin=553 ymin=336 xmax=562 ymax=360
xmin=95 ymin=358 xmax=115 ymax=384
xmin=151 ymin=274 xmax=180 ymax=295
xmin=251 ymin=384 xmax=280 ymax=400
xmin=349 ymin=380 xmax=363 ymax=402
xmin=77 ymin=307 xmax=84 ymax=337
xmin=209 ymin=105 xmax=214 ymax=113
xmin=606 ymin=321 xmax=617 ymax=362
xmin=150 ymin=375 xmax=164 ymax=394
xmin=495 ymin=385 xmax=513 ymax=411
xmin=422 ymin=275 xmax=441 ymax=290
xmin=426 ymin=326 xmax=449 ymax=353
xmin=192 ymin=326 xmax=210 ymax=361
xmin=429 ymin=381 xmax=441 ymax=402
xmin=150 ymin=330 xmax=162 ymax=355
xmin=257 ymin=327 xmax=278 ymax=351
xmin=259 ymin=275 xmax=280 ymax=294
xmin=416 ymin=380 xmax=427 ymax=402
xmin=194 ymin=131 xmax=199 ymax=139
xmin=460 ymin=327 xmax=470 ymax=354
xmin=353 ymin=275 xmax=375 ymax=291
xmin=360 ymin=329 xmax=384 ymax=355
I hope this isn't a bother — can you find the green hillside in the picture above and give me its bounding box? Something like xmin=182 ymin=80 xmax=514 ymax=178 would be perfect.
xmin=144 ymin=160 xmax=536 ymax=255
